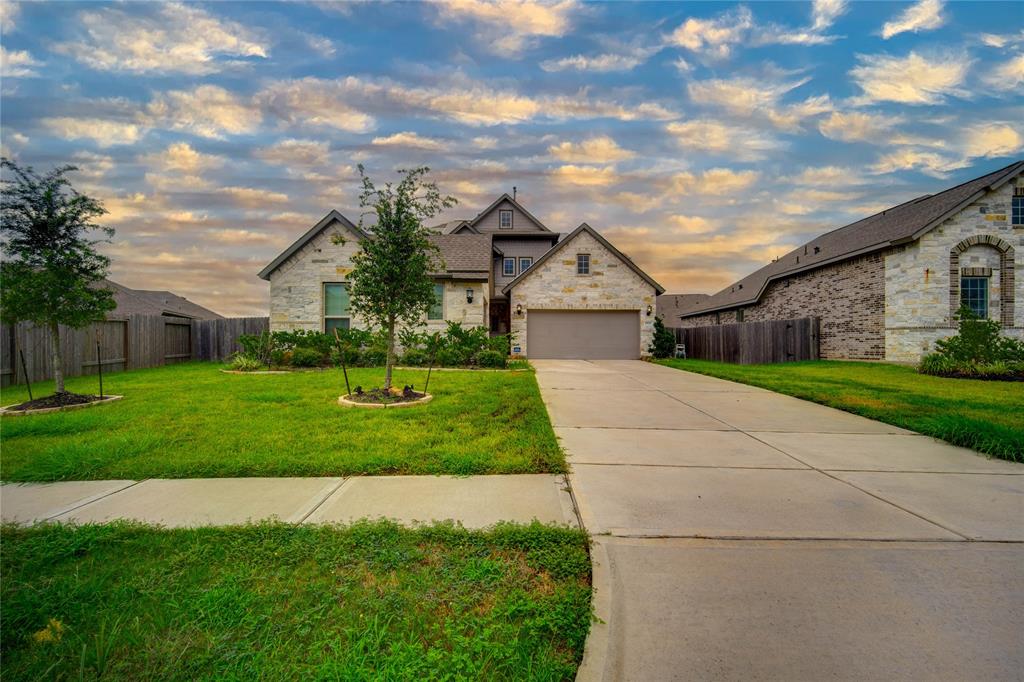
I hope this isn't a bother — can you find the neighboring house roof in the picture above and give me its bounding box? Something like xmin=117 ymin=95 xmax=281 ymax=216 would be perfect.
xmin=502 ymin=223 xmax=665 ymax=295
xmin=680 ymin=159 xmax=1024 ymax=317
xmin=104 ymin=279 xmax=224 ymax=319
xmin=258 ymin=210 xmax=368 ymax=280
xmin=657 ymin=293 xmax=710 ymax=315
xmin=430 ymin=220 xmax=477 ymax=234
xmin=429 ymin=234 xmax=492 ymax=280
xmin=469 ymin=193 xmax=552 ymax=232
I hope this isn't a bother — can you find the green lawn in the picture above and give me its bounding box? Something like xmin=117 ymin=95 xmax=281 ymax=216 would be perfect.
xmin=0 ymin=362 xmax=564 ymax=481
xmin=1 ymin=521 xmax=591 ymax=680
xmin=656 ymin=359 xmax=1024 ymax=462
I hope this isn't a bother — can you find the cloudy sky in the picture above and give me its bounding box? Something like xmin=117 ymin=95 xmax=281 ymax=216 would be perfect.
xmin=1 ymin=0 xmax=1021 ymax=316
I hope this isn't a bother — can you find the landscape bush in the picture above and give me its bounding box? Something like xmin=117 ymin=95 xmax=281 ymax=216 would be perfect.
xmin=229 ymin=353 xmax=264 ymax=372
xmin=919 ymin=305 xmax=1024 ymax=380
xmin=236 ymin=323 xmax=515 ymax=369
xmin=648 ymin=316 xmax=676 ymax=359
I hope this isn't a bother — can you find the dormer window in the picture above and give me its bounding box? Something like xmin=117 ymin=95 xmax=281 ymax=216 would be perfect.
xmin=576 ymin=253 xmax=590 ymax=275
xmin=499 ymin=210 xmax=513 ymax=229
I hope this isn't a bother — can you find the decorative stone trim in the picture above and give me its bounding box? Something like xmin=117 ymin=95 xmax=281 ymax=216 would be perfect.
xmin=949 ymin=234 xmax=1015 ymax=326
xmin=0 ymin=394 xmax=124 ymax=416
xmin=961 ymin=267 xmax=993 ymax=277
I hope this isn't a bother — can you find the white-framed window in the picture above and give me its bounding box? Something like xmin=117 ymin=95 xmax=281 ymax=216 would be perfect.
xmin=518 ymin=257 xmax=533 ymax=273
xmin=428 ymin=283 xmax=445 ymax=320
xmin=960 ymin=276 xmax=989 ymax=318
xmin=503 ymin=257 xmax=516 ymax=276
xmin=1013 ymin=187 xmax=1024 ymax=226
xmin=324 ymin=282 xmax=351 ymax=333
xmin=499 ymin=210 xmax=513 ymax=229
xmin=576 ymin=253 xmax=590 ymax=275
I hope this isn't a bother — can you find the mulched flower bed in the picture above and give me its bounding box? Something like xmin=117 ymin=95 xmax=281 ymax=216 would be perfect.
xmin=346 ymin=386 xmax=426 ymax=405
xmin=6 ymin=391 xmax=106 ymax=412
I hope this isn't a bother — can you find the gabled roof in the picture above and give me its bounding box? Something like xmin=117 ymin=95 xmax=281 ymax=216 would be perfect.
xmin=258 ymin=210 xmax=368 ymax=280
xmin=429 ymin=234 xmax=492 ymax=277
xmin=103 ymin=279 xmax=224 ymax=319
xmin=502 ymin=223 xmax=665 ymax=295
xmin=469 ymin=193 xmax=552 ymax=232
xmin=430 ymin=219 xmax=478 ymax=234
xmin=657 ymin=293 xmax=710 ymax=313
xmin=680 ymin=159 xmax=1024 ymax=317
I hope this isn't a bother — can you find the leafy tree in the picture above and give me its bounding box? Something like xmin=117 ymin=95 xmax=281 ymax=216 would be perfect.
xmin=0 ymin=158 xmax=115 ymax=393
xmin=649 ymin=315 xmax=677 ymax=359
xmin=349 ymin=166 xmax=455 ymax=390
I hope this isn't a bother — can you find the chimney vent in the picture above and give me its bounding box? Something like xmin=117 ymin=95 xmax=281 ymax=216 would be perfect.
xmin=513 ymin=186 xmax=517 ymax=201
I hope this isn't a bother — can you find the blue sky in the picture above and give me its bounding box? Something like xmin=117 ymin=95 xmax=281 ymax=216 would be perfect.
xmin=1 ymin=0 xmax=1021 ymax=315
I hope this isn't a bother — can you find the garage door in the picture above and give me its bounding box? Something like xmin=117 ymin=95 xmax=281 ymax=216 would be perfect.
xmin=527 ymin=310 xmax=640 ymax=359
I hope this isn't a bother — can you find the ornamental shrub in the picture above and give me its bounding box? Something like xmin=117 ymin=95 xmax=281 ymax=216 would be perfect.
xmin=477 ymin=350 xmax=507 ymax=368
xmin=649 ymin=316 xmax=676 ymax=359
xmin=290 ymin=347 xmax=324 ymax=367
xmin=230 ymin=353 xmax=264 ymax=372
xmin=401 ymin=348 xmax=429 ymax=366
xmin=919 ymin=305 xmax=1024 ymax=379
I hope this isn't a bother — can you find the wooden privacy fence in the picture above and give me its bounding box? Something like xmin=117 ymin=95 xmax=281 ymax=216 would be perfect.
xmin=0 ymin=315 xmax=269 ymax=387
xmin=671 ymin=317 xmax=819 ymax=364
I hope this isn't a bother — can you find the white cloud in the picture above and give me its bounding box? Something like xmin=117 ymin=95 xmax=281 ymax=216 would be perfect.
xmin=255 ymin=139 xmax=330 ymax=167
xmin=548 ymin=136 xmax=634 ymax=163
xmin=143 ymin=142 xmax=225 ymax=174
xmin=1 ymin=45 xmax=41 ymax=77
xmin=978 ymin=31 xmax=1024 ymax=48
xmin=669 ymin=215 xmax=716 ymax=234
xmin=984 ymin=54 xmax=1024 ymax=92
xmin=0 ymin=1 xmax=19 ymax=32
xmin=541 ymin=46 xmax=658 ymax=73
xmin=812 ymin=0 xmax=847 ymax=32
xmin=550 ymin=164 xmax=618 ymax=187
xmin=42 ymin=117 xmax=143 ymax=147
xmin=881 ymin=0 xmax=944 ymax=39
xmin=757 ymin=0 xmax=848 ymax=46
xmin=435 ymin=0 xmax=577 ymax=55
xmin=673 ymin=168 xmax=760 ymax=195
xmin=963 ymin=123 xmax=1023 ymax=159
xmin=148 ymin=85 xmax=262 ymax=138
xmin=818 ymin=110 xmax=900 ymax=142
xmin=53 ymin=2 xmax=267 ymax=75
xmin=472 ymin=136 xmax=499 ymax=149
xmin=666 ymin=120 xmax=782 ymax=160
xmin=849 ymin=51 xmax=970 ymax=104
xmin=870 ymin=149 xmax=962 ymax=177
xmin=669 ymin=6 xmax=753 ymax=59
xmin=305 ymin=34 xmax=336 ymax=57
xmin=687 ymin=76 xmax=832 ymax=131
xmin=258 ymin=78 xmax=376 ymax=132
xmin=223 ymin=186 xmax=289 ymax=208
xmin=371 ymin=131 xmax=445 ymax=150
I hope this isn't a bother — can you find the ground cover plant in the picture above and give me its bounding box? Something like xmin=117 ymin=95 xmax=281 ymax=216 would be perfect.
xmin=918 ymin=305 xmax=1024 ymax=380
xmin=655 ymin=358 xmax=1024 ymax=461
xmin=1 ymin=521 xmax=592 ymax=681
xmin=0 ymin=362 xmax=564 ymax=481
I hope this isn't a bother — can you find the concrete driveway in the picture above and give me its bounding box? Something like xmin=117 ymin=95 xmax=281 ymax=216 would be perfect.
xmin=533 ymin=360 xmax=1024 ymax=681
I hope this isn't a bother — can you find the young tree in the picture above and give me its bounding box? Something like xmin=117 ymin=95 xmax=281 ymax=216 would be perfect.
xmin=349 ymin=166 xmax=456 ymax=390
xmin=649 ymin=315 xmax=677 ymax=359
xmin=0 ymin=158 xmax=116 ymax=394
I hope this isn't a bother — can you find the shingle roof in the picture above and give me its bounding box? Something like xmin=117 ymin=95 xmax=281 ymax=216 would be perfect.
xmin=104 ymin=280 xmax=224 ymax=319
xmin=428 ymin=234 xmax=493 ymax=276
xmin=657 ymin=293 xmax=709 ymax=314
xmin=680 ymin=160 xmax=1024 ymax=317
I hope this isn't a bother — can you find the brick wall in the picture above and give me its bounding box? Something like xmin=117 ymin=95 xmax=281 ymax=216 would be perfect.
xmin=680 ymin=252 xmax=886 ymax=360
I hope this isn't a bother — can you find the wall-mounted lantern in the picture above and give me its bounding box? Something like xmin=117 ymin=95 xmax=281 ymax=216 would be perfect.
xmin=466 ymin=288 xmax=474 ymax=304
xmin=646 ymin=304 xmax=653 ymax=316
xmin=516 ymin=304 xmax=523 ymax=316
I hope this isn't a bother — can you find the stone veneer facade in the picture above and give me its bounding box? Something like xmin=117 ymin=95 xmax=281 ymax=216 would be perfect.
xmin=680 ymin=173 xmax=1024 ymax=362
xmin=884 ymin=176 xmax=1023 ymax=361
xmin=268 ymin=221 xmax=486 ymax=333
xmin=508 ymin=230 xmax=657 ymax=357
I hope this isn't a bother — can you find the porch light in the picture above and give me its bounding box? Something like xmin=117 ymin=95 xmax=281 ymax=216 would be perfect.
xmin=516 ymin=304 xmax=523 ymax=316
xmin=646 ymin=304 xmax=653 ymax=316
xmin=466 ymin=288 xmax=474 ymax=304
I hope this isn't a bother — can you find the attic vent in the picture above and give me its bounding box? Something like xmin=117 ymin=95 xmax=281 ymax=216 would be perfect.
xmin=1015 ymin=187 xmax=1024 ymax=196
xmin=737 ymin=284 xmax=743 ymax=290
xmin=813 ymin=246 xmax=821 ymax=254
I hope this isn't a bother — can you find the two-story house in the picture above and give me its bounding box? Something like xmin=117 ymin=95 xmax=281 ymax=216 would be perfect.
xmin=258 ymin=192 xmax=664 ymax=359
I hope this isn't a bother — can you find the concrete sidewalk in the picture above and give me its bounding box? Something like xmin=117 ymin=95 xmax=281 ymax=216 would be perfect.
xmin=533 ymin=360 xmax=1024 ymax=681
xmin=1 ymin=474 xmax=578 ymax=529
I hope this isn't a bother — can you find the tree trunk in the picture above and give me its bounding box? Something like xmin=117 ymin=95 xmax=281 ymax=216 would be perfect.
xmin=384 ymin=317 xmax=396 ymax=390
xmin=49 ymin=321 xmax=65 ymax=394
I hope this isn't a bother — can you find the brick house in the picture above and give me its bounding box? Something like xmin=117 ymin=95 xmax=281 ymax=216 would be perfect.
xmin=677 ymin=160 xmax=1024 ymax=362
xmin=258 ymin=194 xmax=663 ymax=359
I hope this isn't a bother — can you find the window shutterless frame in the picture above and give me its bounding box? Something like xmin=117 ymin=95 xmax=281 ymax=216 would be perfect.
xmin=1012 ymin=191 xmax=1024 ymax=226
xmin=503 ymin=257 xmax=516 ymax=276
xmin=960 ymin=276 xmax=989 ymax=318
xmin=518 ymin=257 xmax=533 ymax=273
xmin=428 ymin=283 xmax=445 ymax=320
xmin=576 ymin=253 xmax=590 ymax=275
xmin=323 ymin=282 xmax=351 ymax=332
xmin=498 ymin=210 xmax=513 ymax=229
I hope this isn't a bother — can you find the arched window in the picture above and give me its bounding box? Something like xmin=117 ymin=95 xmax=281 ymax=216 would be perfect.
xmin=949 ymin=235 xmax=1015 ymax=326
